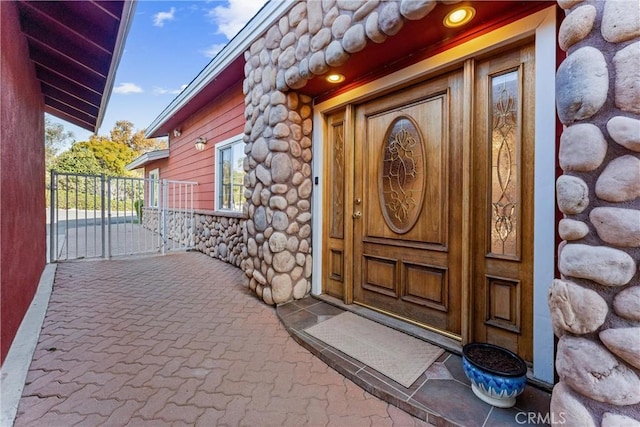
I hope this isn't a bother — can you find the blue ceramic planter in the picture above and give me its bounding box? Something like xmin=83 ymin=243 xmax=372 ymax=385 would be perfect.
xmin=462 ymin=343 xmax=527 ymax=408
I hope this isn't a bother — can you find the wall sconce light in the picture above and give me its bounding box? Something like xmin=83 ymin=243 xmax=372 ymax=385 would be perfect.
xmin=194 ymin=137 xmax=207 ymax=151
xmin=173 ymin=128 xmax=182 ymax=137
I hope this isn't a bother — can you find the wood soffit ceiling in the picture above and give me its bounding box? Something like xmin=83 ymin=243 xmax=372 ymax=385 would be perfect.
xmin=16 ymin=1 xmax=130 ymax=132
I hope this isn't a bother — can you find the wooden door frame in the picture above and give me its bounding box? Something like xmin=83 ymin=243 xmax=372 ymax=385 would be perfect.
xmin=312 ymin=6 xmax=557 ymax=384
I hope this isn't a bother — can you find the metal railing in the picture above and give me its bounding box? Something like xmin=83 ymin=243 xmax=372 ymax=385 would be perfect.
xmin=49 ymin=171 xmax=197 ymax=261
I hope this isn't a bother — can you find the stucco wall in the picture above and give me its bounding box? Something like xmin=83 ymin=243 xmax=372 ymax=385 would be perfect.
xmin=549 ymin=0 xmax=640 ymax=424
xmin=0 ymin=1 xmax=46 ymax=364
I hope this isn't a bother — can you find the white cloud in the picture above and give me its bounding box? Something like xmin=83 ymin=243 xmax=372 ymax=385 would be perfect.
xmin=207 ymin=0 xmax=268 ymax=40
xmin=153 ymin=84 xmax=188 ymax=96
xmin=153 ymin=7 xmax=176 ymax=27
xmin=202 ymin=43 xmax=227 ymax=59
xmin=113 ymin=82 xmax=143 ymax=94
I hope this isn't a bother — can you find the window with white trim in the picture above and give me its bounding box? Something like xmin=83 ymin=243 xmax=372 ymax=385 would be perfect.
xmin=148 ymin=168 xmax=159 ymax=208
xmin=216 ymin=136 xmax=245 ymax=212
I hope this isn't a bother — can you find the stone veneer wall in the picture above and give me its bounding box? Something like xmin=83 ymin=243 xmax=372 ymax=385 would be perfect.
xmin=549 ymin=0 xmax=639 ymax=425
xmin=143 ymin=208 xmax=245 ymax=267
xmin=241 ymin=0 xmax=449 ymax=305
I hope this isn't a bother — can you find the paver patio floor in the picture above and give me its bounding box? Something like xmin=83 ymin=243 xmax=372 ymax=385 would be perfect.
xmin=13 ymin=252 xmax=430 ymax=426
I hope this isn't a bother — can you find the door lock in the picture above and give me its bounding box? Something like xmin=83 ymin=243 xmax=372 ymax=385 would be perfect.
xmin=354 ymin=198 xmax=362 ymax=205
xmin=353 ymin=211 xmax=362 ymax=219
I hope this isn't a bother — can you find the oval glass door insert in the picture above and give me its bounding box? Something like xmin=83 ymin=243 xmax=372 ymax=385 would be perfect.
xmin=379 ymin=115 xmax=426 ymax=234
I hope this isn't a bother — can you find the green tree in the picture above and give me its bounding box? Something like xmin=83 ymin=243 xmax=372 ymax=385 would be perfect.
xmin=110 ymin=120 xmax=167 ymax=154
xmin=57 ymin=138 xmax=137 ymax=177
xmin=45 ymin=115 xmax=75 ymax=171
xmin=55 ymin=142 xmax=107 ymax=175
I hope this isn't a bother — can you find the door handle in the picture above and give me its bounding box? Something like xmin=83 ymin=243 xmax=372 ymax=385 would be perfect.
xmin=353 ymin=211 xmax=362 ymax=219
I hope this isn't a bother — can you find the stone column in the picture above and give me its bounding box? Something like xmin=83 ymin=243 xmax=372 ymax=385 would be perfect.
xmin=550 ymin=0 xmax=640 ymax=425
xmin=241 ymin=0 xmax=439 ymax=305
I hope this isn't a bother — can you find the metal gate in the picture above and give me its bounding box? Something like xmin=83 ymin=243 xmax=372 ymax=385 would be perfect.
xmin=49 ymin=171 xmax=197 ymax=261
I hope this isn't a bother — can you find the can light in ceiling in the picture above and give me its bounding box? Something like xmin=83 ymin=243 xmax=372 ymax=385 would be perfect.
xmin=444 ymin=6 xmax=476 ymax=28
xmin=326 ymin=73 xmax=345 ymax=83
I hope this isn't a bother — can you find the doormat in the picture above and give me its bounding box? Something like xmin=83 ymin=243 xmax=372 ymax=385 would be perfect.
xmin=305 ymin=311 xmax=444 ymax=388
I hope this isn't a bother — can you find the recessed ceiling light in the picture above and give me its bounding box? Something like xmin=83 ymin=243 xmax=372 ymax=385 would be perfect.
xmin=444 ymin=6 xmax=476 ymax=28
xmin=326 ymin=73 xmax=345 ymax=83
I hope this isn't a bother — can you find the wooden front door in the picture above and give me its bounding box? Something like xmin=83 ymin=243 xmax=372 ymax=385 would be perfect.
xmin=322 ymin=42 xmax=536 ymax=360
xmin=352 ymin=71 xmax=464 ymax=337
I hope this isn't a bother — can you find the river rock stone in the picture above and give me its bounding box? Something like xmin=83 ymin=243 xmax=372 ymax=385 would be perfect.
xmin=379 ymin=1 xmax=404 ymax=36
xmin=325 ymin=40 xmax=350 ymax=67
xmin=556 ymin=47 xmax=608 ymax=124
xmin=559 ymin=244 xmax=636 ymax=287
xmin=309 ymin=51 xmax=329 ymax=75
xmin=268 ymin=232 xmax=288 ymax=253
xmin=271 ymin=274 xmax=292 ymax=303
xmin=595 ymin=155 xmax=640 ymax=202
xmin=601 ymin=412 xmax=640 ymax=427
xmin=602 ymin=0 xmax=640 ymax=43
xmin=607 ymin=116 xmax=640 ymax=152
xmin=271 ymin=153 xmax=293 ymax=183
xmin=400 ymin=0 xmax=436 ymax=20
xmin=292 ymin=278 xmax=307 ymax=299
xmin=337 ymin=0 xmax=364 ymax=11
xmin=590 ymin=207 xmax=640 ymax=247
xmin=342 ymin=24 xmax=367 ymax=53
xmin=614 ymin=286 xmax=640 ymax=321
xmin=310 ymin=27 xmax=332 ymax=52
xmin=251 ymin=138 xmax=269 ymax=163
xmin=559 ymin=123 xmax=607 ymax=172
xmin=353 ymin=0 xmax=379 ymax=22
xmin=273 ymin=251 xmax=296 ymax=273
xmin=256 ymin=164 xmax=272 ymax=186
xmin=365 ymin=12 xmax=387 ymax=43
xmin=307 ymin=0 xmax=323 ymax=34
xmin=558 ymin=219 xmax=589 ymax=241
xmin=273 ymin=122 xmax=290 ymax=138
xmin=613 ymin=42 xmax=640 ymax=114
xmin=331 ymin=14 xmax=351 ymax=39
xmin=289 ymin=2 xmax=307 ymax=27
xmin=558 ymin=4 xmax=596 ymax=51
xmin=556 ymin=175 xmax=589 ymax=214
xmin=550 ymin=382 xmax=596 ymax=427
xmin=265 ymin=26 xmax=282 ymax=49
xmin=253 ymin=206 xmax=268 ymax=232
xmin=278 ymin=46 xmax=296 ymax=69
xmin=556 ymin=335 xmax=640 ymax=405
xmin=600 ymin=328 xmax=640 ymax=370
xmin=549 ymin=279 xmax=608 ymax=335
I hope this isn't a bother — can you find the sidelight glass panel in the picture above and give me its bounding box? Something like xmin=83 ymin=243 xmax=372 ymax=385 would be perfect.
xmin=489 ymin=70 xmax=519 ymax=256
xmin=331 ymin=122 xmax=344 ymax=238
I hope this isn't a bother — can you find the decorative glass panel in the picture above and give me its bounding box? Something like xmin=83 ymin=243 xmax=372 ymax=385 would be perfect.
xmin=380 ymin=116 xmax=425 ymax=234
xmin=490 ymin=71 xmax=519 ymax=256
xmin=330 ymin=122 xmax=344 ymax=238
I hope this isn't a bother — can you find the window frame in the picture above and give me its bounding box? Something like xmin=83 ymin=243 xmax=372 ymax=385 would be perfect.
xmin=148 ymin=168 xmax=159 ymax=208
xmin=215 ymin=134 xmax=245 ymax=213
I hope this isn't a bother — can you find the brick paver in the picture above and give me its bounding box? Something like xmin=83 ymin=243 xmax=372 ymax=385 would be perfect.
xmin=14 ymin=252 xmax=431 ymax=426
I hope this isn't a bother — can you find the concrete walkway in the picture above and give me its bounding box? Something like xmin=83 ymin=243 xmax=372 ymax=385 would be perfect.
xmin=13 ymin=252 xmax=430 ymax=426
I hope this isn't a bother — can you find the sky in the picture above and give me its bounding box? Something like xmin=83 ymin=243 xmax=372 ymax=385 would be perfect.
xmin=50 ymin=0 xmax=269 ymax=144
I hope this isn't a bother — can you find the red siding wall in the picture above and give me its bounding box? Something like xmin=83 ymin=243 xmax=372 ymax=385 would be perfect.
xmin=145 ymin=82 xmax=245 ymax=212
xmin=1 ymin=2 xmax=46 ymax=364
